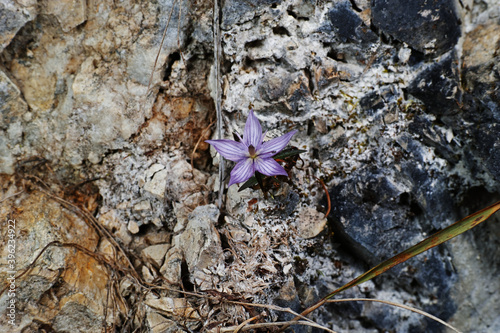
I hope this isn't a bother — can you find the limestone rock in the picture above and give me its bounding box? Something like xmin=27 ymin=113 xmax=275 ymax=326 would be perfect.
xmin=173 ymin=205 xmax=223 ymax=289
xmin=145 ymin=295 xmax=200 ymax=331
xmin=0 ymin=70 xmax=28 ymax=174
xmin=42 ymin=0 xmax=86 ymax=33
xmin=297 ymin=206 xmax=327 ymax=239
xmin=142 ymin=243 xmax=170 ymax=267
xmin=160 ymin=247 xmax=183 ymax=287
xmin=146 ymin=311 xmax=185 ymax=333
xmin=0 ymin=191 xmax=113 ymax=332
xmin=0 ymin=1 xmax=37 ymax=52
xmin=144 ymin=164 xmax=169 ymax=199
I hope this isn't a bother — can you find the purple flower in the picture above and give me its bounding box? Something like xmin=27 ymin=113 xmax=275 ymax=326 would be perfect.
xmin=206 ymin=110 xmax=297 ymax=187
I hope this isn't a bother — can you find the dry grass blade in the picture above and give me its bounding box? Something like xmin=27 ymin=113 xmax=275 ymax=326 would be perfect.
xmin=327 ymin=298 xmax=462 ymax=333
xmin=313 ymin=175 xmax=331 ymax=217
xmin=227 ymin=300 xmax=315 ymax=324
xmin=145 ymin=0 xmax=178 ymax=98
xmin=0 ymin=190 xmax=24 ymax=203
xmin=222 ymin=300 xmax=336 ymax=333
xmin=217 ymin=320 xmax=338 ymax=333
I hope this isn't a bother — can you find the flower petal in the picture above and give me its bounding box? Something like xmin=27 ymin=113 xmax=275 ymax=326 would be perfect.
xmin=228 ymin=158 xmax=255 ymax=187
xmin=243 ymin=110 xmax=263 ymax=148
xmin=206 ymin=139 xmax=247 ymax=162
xmin=259 ymin=130 xmax=297 ymax=157
xmin=254 ymin=157 xmax=288 ymax=177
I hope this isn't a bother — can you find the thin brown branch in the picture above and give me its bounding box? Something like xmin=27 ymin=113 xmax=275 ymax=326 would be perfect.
xmin=313 ymin=176 xmax=331 ymax=218
xmin=191 ymin=119 xmax=216 ymax=170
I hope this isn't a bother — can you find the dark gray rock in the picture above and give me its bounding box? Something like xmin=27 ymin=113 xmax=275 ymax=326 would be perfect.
xmin=372 ymin=0 xmax=461 ymax=55
xmin=329 ymin=166 xmax=452 ymax=262
xmin=328 ymin=164 xmax=459 ymax=331
xmin=461 ymin=103 xmax=500 ymax=183
xmin=327 ymin=1 xmax=377 ymax=45
xmin=319 ymin=0 xmax=378 ymax=64
xmin=408 ymin=52 xmax=461 ymax=116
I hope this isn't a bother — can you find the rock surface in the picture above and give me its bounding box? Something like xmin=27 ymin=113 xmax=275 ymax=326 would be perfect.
xmin=0 ymin=187 xmax=114 ymax=332
xmin=372 ymin=0 xmax=461 ymax=55
xmin=1 ymin=0 xmax=500 ymax=332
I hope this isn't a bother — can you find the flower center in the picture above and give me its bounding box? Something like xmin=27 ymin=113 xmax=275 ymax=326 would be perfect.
xmin=248 ymin=145 xmax=257 ymax=158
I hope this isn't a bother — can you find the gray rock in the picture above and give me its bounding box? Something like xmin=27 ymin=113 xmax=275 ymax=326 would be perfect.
xmin=0 ymin=70 xmax=28 ymax=174
xmin=53 ymin=302 xmax=102 ymax=333
xmin=160 ymin=247 xmax=183 ymax=288
xmin=174 ymin=205 xmax=223 ymax=289
xmin=222 ymin=0 xmax=282 ymax=27
xmin=0 ymin=1 xmax=36 ymax=53
xmin=327 ymin=1 xmax=377 ymax=45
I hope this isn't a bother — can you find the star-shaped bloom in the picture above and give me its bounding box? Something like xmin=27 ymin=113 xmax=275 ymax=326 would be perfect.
xmin=206 ymin=110 xmax=297 ymax=187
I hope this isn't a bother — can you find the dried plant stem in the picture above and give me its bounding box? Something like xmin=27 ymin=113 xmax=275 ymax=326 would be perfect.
xmin=327 ymin=298 xmax=462 ymax=333
xmin=313 ymin=175 xmax=331 ymax=217
xmin=146 ymin=0 xmax=178 ymax=98
xmin=0 ymin=190 xmax=24 ymax=203
xmin=191 ymin=120 xmax=216 ymax=170
xmin=213 ymin=0 xmax=224 ymax=208
xmin=227 ymin=300 xmax=315 ymax=324
xmin=217 ymin=320 xmax=337 ymax=333
xmin=233 ymin=315 xmax=260 ymax=333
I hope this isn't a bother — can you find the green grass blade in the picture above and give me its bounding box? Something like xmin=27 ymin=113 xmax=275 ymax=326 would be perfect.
xmin=325 ymin=200 xmax=500 ymax=299
xmin=272 ymin=148 xmax=306 ymax=160
xmin=238 ymin=176 xmax=258 ymax=192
